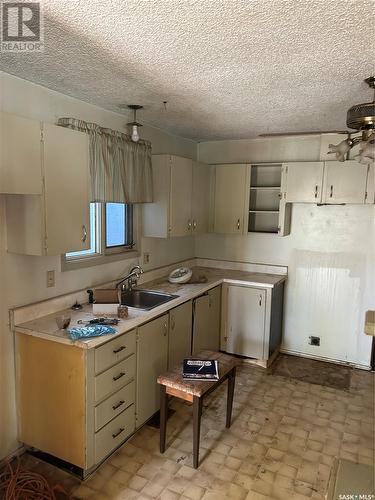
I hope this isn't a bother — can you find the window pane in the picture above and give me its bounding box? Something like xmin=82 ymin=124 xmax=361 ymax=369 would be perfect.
xmin=66 ymin=203 xmax=97 ymax=258
xmin=106 ymin=203 xmax=126 ymax=247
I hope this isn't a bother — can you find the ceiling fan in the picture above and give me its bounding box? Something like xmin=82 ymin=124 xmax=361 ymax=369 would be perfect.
xmin=259 ymin=77 xmax=375 ymax=164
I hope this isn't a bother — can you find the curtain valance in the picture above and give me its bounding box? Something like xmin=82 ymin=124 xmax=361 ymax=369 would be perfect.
xmin=57 ymin=118 xmax=153 ymax=204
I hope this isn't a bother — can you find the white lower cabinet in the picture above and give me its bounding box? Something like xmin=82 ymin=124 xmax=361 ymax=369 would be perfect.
xmin=168 ymin=301 xmax=192 ymax=369
xmin=222 ymin=285 xmax=266 ymax=359
xmin=136 ymin=314 xmax=169 ymax=427
xmin=16 ymin=329 xmax=137 ymax=476
xmin=192 ymin=286 xmax=221 ymax=353
xmin=221 ymin=282 xmax=284 ymax=363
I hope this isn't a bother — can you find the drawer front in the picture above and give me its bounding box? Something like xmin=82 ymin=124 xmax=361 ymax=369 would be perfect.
xmin=95 ymin=354 xmax=135 ymax=403
xmin=95 ymin=381 xmax=135 ymax=432
xmin=94 ymin=404 xmax=135 ymax=464
xmin=95 ymin=330 xmax=136 ymax=374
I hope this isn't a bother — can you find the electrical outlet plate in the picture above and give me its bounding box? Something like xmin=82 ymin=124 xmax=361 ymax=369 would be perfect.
xmin=309 ymin=336 xmax=320 ymax=346
xmin=47 ymin=270 xmax=55 ymax=287
xmin=143 ymin=253 xmax=150 ymax=264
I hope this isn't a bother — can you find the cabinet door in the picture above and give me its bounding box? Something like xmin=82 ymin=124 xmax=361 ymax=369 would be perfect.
xmin=285 ymin=162 xmax=324 ymax=203
xmin=192 ymin=286 xmax=221 ymax=353
xmin=136 ymin=315 xmax=168 ymax=427
xmin=43 ymin=123 xmax=90 ymax=255
xmin=168 ymin=301 xmax=192 ymax=369
xmin=323 ymin=161 xmax=368 ymax=204
xmin=0 ymin=112 xmax=43 ymax=194
xmin=192 ymin=162 xmax=211 ymax=235
xmin=170 ymin=156 xmax=193 ymax=237
xmin=365 ymin=164 xmax=374 ymax=204
xmin=213 ymin=164 xmax=247 ymax=234
xmin=223 ymin=285 xmax=266 ymax=359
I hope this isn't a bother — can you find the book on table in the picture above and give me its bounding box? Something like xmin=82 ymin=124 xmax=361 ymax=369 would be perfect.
xmin=182 ymin=359 xmax=219 ymax=381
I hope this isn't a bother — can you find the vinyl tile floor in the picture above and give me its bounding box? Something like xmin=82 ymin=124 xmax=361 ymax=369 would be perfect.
xmin=11 ymin=356 xmax=375 ymax=500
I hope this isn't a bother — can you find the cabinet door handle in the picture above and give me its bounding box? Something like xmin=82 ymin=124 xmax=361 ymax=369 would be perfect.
xmin=187 ymin=220 xmax=192 ymax=231
xmin=170 ymin=316 xmax=175 ymax=330
xmin=113 ymin=372 xmax=125 ymax=381
xmin=113 ymin=346 xmax=126 ymax=354
xmin=112 ymin=400 xmax=125 ymax=410
xmin=236 ymin=219 xmax=240 ymax=230
xmin=82 ymin=225 xmax=87 ymax=242
xmin=163 ymin=322 xmax=168 ymax=336
xmin=112 ymin=427 xmax=125 ymax=439
xmin=192 ymin=220 xmax=197 ymax=230
xmin=314 ymin=185 xmax=318 ymax=198
xmin=330 ymin=185 xmax=333 ymax=198
xmin=259 ymin=295 xmax=262 ymax=306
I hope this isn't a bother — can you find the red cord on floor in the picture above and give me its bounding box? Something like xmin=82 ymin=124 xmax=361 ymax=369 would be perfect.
xmin=0 ymin=459 xmax=68 ymax=499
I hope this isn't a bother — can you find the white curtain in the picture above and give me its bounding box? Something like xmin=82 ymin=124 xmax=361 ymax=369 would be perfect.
xmin=57 ymin=118 xmax=153 ymax=203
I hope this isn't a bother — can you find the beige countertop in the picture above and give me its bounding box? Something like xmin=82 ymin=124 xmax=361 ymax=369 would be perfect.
xmin=15 ymin=266 xmax=286 ymax=349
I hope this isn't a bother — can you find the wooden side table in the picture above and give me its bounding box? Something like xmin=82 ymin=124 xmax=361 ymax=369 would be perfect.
xmin=157 ymin=350 xmax=237 ymax=468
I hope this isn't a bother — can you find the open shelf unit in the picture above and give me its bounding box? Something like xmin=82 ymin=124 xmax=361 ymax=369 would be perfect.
xmin=248 ymin=164 xmax=282 ymax=234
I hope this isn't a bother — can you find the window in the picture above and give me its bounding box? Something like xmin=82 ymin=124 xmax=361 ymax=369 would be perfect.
xmin=66 ymin=202 xmax=134 ymax=261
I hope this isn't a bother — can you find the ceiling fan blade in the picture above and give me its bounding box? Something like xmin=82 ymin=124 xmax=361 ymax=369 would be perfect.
xmin=259 ymin=130 xmax=349 ymax=137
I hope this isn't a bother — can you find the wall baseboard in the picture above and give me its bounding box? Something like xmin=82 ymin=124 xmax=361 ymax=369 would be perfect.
xmin=280 ymin=348 xmax=371 ymax=371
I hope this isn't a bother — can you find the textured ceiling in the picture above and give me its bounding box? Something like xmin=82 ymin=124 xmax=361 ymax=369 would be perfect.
xmin=1 ymin=0 xmax=374 ymax=141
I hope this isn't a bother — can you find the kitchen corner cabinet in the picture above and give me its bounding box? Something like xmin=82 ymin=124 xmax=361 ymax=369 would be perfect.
xmin=213 ymin=164 xmax=247 ymax=234
xmin=168 ymin=301 xmax=193 ymax=369
xmin=0 ymin=112 xmax=43 ymax=194
xmin=192 ymin=286 xmax=221 ymax=353
xmin=221 ymin=281 xmax=284 ymax=364
xmin=4 ymin=118 xmax=90 ymax=255
xmin=136 ymin=314 xmax=169 ymax=427
xmin=142 ymin=155 xmax=211 ymax=238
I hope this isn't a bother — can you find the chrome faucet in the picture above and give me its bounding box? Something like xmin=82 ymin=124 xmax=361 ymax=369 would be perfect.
xmin=116 ymin=265 xmax=144 ymax=291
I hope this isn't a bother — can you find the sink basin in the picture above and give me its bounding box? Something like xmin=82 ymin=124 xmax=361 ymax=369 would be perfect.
xmin=121 ymin=289 xmax=179 ymax=310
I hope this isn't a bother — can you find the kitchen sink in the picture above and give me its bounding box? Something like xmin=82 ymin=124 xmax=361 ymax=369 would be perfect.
xmin=121 ymin=289 xmax=179 ymax=310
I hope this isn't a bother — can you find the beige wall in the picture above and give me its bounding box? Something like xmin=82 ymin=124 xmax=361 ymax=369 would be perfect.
xmin=0 ymin=72 xmax=196 ymax=459
xmin=197 ymin=138 xmax=374 ymax=370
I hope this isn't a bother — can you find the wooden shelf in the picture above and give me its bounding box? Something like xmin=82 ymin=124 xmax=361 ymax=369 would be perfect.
xmin=250 ymin=186 xmax=280 ymax=190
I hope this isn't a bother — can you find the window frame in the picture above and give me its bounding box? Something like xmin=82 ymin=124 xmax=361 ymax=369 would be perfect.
xmin=62 ymin=202 xmax=138 ymax=271
xmin=103 ymin=203 xmax=134 ymax=255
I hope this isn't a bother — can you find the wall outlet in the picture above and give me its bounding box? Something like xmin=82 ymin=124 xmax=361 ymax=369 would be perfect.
xmin=47 ymin=270 xmax=55 ymax=288
xmin=309 ymin=336 xmax=320 ymax=346
xmin=143 ymin=253 xmax=150 ymax=264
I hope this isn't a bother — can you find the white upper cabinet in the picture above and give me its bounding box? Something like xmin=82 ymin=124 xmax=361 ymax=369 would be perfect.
xmin=169 ymin=156 xmax=193 ymax=237
xmin=365 ymin=164 xmax=375 ymax=204
xmin=5 ymin=117 xmax=90 ymax=256
xmin=191 ymin=161 xmax=211 ymax=235
xmin=143 ymin=155 xmax=211 ymax=238
xmin=284 ymin=162 xmax=324 ymax=203
xmin=42 ymin=123 xmax=90 ymax=255
xmin=322 ymin=160 xmax=369 ymax=204
xmin=213 ymin=164 xmax=247 ymax=234
xmin=0 ymin=112 xmax=43 ymax=194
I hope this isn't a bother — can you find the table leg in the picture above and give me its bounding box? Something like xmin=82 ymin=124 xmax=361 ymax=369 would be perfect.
xmin=226 ymin=367 xmax=236 ymax=428
xmin=160 ymin=385 xmax=168 ymax=454
xmin=193 ymin=395 xmax=203 ymax=468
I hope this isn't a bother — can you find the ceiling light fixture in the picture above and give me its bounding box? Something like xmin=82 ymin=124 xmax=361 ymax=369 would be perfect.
xmin=127 ymin=105 xmax=143 ymax=142
xmin=328 ymin=76 xmax=375 ymax=163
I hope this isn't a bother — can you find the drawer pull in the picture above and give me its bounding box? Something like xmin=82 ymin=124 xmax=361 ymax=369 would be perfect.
xmin=113 ymin=372 xmax=125 ymax=381
xmin=112 ymin=427 xmax=125 ymax=439
xmin=112 ymin=400 xmax=125 ymax=410
xmin=113 ymin=346 xmax=126 ymax=354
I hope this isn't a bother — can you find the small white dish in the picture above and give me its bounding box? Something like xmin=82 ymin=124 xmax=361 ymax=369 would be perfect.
xmin=168 ymin=267 xmax=193 ymax=284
